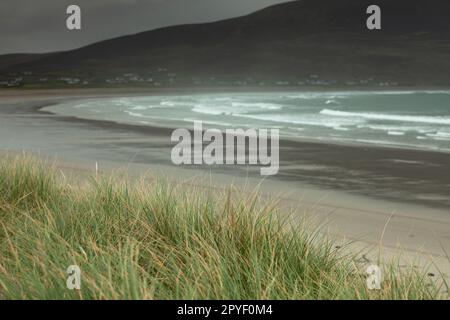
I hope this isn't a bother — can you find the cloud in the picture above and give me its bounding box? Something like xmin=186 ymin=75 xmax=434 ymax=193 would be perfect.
xmin=0 ymin=0 xmax=288 ymax=54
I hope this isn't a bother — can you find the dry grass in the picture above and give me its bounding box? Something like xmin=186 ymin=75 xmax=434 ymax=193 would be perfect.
xmin=0 ymin=155 xmax=446 ymax=300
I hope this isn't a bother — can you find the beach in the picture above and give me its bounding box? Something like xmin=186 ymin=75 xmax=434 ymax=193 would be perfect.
xmin=1 ymin=88 xmax=449 ymax=281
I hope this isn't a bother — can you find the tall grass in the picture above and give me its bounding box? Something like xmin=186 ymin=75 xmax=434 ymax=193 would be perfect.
xmin=0 ymin=155 xmax=446 ymax=299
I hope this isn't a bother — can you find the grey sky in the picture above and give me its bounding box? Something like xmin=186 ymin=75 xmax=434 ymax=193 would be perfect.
xmin=0 ymin=0 xmax=289 ymax=55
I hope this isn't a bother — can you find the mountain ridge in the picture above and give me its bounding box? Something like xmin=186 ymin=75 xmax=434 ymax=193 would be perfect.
xmin=2 ymin=0 xmax=450 ymax=87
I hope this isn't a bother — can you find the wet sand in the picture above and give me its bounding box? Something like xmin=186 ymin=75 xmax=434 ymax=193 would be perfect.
xmin=1 ymin=89 xmax=449 ymax=281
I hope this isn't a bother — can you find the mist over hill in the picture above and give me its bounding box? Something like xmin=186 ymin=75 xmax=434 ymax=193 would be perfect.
xmin=1 ymin=0 xmax=450 ymax=88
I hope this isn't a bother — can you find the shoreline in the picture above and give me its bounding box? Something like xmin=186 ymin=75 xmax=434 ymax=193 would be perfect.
xmin=28 ymin=91 xmax=450 ymax=207
xmin=5 ymin=87 xmax=450 ymax=158
xmin=1 ymin=89 xmax=450 ymax=208
xmin=4 ymin=86 xmax=450 ymax=152
xmin=41 ymin=95 xmax=450 ymax=156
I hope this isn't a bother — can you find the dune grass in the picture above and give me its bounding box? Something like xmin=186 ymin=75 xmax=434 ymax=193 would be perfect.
xmin=0 ymin=155 xmax=446 ymax=300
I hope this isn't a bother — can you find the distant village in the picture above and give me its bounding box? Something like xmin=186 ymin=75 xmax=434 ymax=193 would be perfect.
xmin=0 ymin=69 xmax=399 ymax=89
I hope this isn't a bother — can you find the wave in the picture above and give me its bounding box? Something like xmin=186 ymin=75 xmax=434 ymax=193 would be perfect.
xmin=359 ymin=124 xmax=429 ymax=132
xmin=124 ymin=110 xmax=145 ymax=118
xmin=320 ymin=109 xmax=450 ymax=125
xmin=325 ymin=99 xmax=340 ymax=106
xmin=387 ymin=131 xmax=405 ymax=136
xmin=73 ymin=103 xmax=91 ymax=109
xmin=160 ymin=100 xmax=191 ymax=107
xmin=191 ymin=105 xmax=228 ymax=116
xmin=285 ymin=90 xmax=421 ymax=100
xmin=425 ymin=131 xmax=450 ymax=141
xmin=182 ymin=118 xmax=233 ymax=127
xmin=230 ymin=102 xmax=282 ymax=110
xmin=192 ymin=102 xmax=283 ymax=116
xmin=237 ymin=113 xmax=355 ymax=131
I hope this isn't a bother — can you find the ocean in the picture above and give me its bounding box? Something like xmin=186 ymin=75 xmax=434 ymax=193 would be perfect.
xmin=46 ymin=90 xmax=450 ymax=152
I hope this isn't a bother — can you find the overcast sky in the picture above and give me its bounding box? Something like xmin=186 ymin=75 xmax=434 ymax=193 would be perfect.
xmin=0 ymin=0 xmax=289 ymax=55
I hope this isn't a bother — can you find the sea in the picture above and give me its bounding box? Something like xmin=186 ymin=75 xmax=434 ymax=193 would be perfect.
xmin=46 ymin=90 xmax=450 ymax=152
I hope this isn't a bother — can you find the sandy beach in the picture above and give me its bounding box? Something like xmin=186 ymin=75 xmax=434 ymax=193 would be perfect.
xmin=1 ymin=88 xmax=449 ymax=281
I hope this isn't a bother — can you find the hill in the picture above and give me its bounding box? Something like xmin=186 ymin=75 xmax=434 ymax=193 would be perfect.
xmin=1 ymin=0 xmax=450 ymax=88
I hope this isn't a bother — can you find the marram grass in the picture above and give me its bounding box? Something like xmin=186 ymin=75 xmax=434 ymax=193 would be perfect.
xmin=0 ymin=155 xmax=446 ymax=300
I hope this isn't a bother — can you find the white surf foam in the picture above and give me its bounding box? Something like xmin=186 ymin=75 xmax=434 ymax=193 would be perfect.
xmin=387 ymin=131 xmax=405 ymax=136
xmin=191 ymin=105 xmax=228 ymax=116
xmin=320 ymin=109 xmax=450 ymax=125
xmin=426 ymin=131 xmax=450 ymax=141
xmin=192 ymin=101 xmax=283 ymax=116
xmin=237 ymin=114 xmax=358 ymax=131
xmin=230 ymin=102 xmax=282 ymax=111
xmin=325 ymin=99 xmax=340 ymax=106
